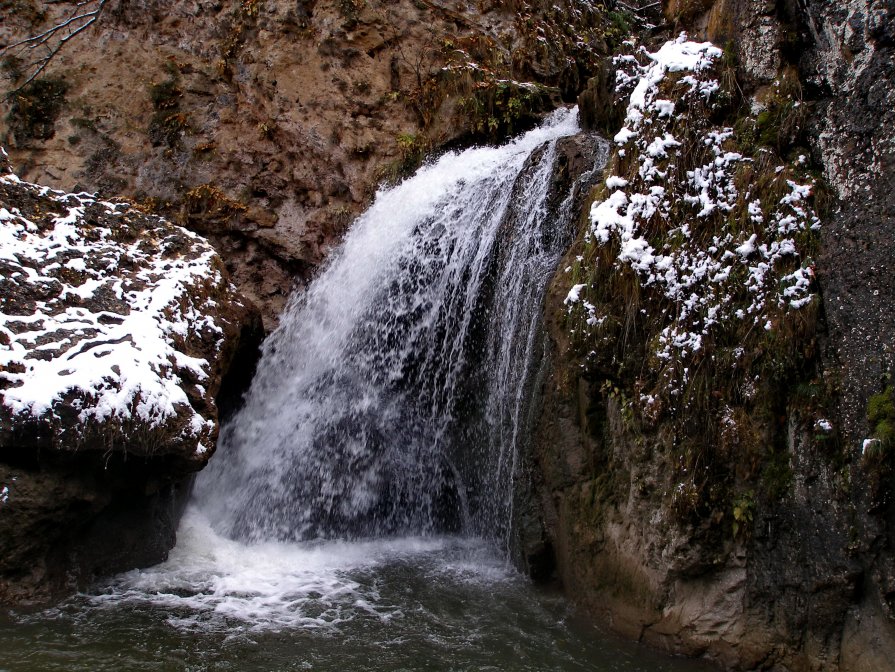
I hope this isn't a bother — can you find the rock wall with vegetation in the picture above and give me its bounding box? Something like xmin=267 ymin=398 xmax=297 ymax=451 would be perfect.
xmin=1 ymin=0 xmax=613 ymax=328
xmin=535 ymin=1 xmax=895 ymax=670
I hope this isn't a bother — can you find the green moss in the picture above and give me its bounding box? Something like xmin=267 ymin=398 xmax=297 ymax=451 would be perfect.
xmin=868 ymin=386 xmax=895 ymax=451
xmin=6 ymin=76 xmax=69 ymax=144
xmin=457 ymin=81 xmax=557 ymax=144
xmin=754 ymin=68 xmax=806 ymax=153
xmin=761 ymin=449 xmax=793 ymax=501
xmin=605 ymin=10 xmax=633 ymax=50
xmin=868 ymin=386 xmax=894 ymax=424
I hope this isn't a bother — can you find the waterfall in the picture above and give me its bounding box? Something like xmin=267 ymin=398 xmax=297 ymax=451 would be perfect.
xmin=197 ymin=107 xmax=599 ymax=548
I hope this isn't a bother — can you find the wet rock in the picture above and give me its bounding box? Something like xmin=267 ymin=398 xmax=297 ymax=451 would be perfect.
xmin=511 ymin=131 xmax=608 ymax=581
xmin=577 ymin=57 xmax=623 ymax=134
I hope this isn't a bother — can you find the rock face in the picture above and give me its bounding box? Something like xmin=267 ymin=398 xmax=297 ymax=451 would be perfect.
xmin=509 ymin=129 xmax=609 ymax=580
xmin=0 ymin=0 xmax=609 ymax=328
xmin=533 ymin=1 xmax=895 ymax=670
xmin=0 ymin=153 xmax=262 ymax=604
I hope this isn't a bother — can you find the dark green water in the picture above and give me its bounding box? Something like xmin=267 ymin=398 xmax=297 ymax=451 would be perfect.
xmin=0 ymin=510 xmax=712 ymax=672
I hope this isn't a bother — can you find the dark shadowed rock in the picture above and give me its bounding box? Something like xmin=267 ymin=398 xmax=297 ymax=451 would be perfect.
xmin=577 ymin=57 xmax=623 ymax=134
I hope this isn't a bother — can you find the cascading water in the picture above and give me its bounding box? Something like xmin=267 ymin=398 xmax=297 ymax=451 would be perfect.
xmin=196 ymin=106 xmax=601 ymax=549
xmin=0 ymin=109 xmax=709 ymax=672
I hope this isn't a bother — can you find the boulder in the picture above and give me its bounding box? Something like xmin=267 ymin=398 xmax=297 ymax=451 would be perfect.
xmin=0 ymin=152 xmax=262 ymax=604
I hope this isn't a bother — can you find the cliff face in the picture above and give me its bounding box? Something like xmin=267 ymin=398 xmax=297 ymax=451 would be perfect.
xmin=535 ymin=1 xmax=895 ymax=670
xmin=1 ymin=0 xmax=609 ymax=329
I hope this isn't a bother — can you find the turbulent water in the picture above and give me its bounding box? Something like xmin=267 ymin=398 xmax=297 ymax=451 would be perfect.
xmin=0 ymin=507 xmax=711 ymax=671
xmin=1 ymin=110 xmax=711 ymax=671
xmin=197 ymin=107 xmax=599 ymax=546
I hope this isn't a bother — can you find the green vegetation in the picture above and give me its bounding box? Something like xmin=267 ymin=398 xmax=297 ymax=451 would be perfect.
xmin=605 ymin=10 xmax=633 ymax=50
xmin=761 ymin=449 xmax=794 ymax=501
xmin=148 ymin=68 xmax=188 ymax=149
xmin=867 ymin=385 xmax=894 ymax=454
xmin=458 ymin=81 xmax=555 ymax=141
xmin=731 ymin=491 xmax=754 ymax=539
xmin=754 ymin=68 xmax=807 ymax=153
xmin=376 ymin=132 xmax=433 ymax=186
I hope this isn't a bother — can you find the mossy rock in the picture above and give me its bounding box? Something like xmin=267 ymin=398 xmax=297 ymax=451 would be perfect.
xmin=868 ymin=385 xmax=895 ymax=451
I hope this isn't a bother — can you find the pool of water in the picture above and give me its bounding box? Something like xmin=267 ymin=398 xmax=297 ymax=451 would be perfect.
xmin=0 ymin=508 xmax=712 ymax=672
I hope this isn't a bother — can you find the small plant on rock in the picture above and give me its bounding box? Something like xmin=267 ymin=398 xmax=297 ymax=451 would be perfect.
xmin=5 ymin=75 xmax=68 ymax=144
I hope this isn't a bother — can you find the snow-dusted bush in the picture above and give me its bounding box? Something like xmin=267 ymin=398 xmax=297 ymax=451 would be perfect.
xmin=560 ymin=35 xmax=825 ymax=521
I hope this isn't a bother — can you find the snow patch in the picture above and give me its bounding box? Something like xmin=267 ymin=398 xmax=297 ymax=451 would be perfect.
xmin=0 ymin=169 xmax=236 ymax=455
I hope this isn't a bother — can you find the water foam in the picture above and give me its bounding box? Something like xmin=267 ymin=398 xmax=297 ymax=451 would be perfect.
xmin=91 ymin=507 xmax=512 ymax=633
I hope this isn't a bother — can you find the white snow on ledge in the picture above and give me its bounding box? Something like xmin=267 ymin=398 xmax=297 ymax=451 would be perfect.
xmin=0 ymin=169 xmax=232 ymax=455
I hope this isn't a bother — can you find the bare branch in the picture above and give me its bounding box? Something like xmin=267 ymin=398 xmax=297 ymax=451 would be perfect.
xmin=1 ymin=0 xmax=108 ymax=93
xmin=615 ymin=1 xmax=662 ymax=16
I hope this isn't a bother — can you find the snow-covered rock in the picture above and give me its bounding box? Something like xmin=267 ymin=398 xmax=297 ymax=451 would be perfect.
xmin=0 ymin=154 xmax=261 ymax=604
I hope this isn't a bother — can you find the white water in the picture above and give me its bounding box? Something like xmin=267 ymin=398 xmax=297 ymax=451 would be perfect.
xmin=91 ymin=507 xmax=509 ymax=634
xmin=195 ymin=106 xmax=593 ymax=546
xmin=87 ymin=108 xmax=605 ymax=634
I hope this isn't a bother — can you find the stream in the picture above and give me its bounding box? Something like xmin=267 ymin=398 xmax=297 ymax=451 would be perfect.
xmin=0 ymin=508 xmax=710 ymax=672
